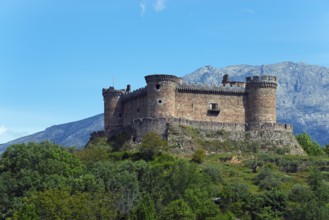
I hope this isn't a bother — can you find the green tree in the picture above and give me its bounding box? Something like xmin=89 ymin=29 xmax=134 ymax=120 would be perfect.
xmin=131 ymin=193 xmax=156 ymax=220
xmin=308 ymin=167 xmax=324 ymax=191
xmin=296 ymin=133 xmax=324 ymax=156
xmin=13 ymin=189 xmax=118 ymax=219
xmin=140 ymin=132 xmax=168 ymax=161
xmin=183 ymin=188 xmax=220 ymax=220
xmin=90 ymin=160 xmax=142 ymax=216
xmin=0 ymin=142 xmax=84 ymax=218
xmin=159 ymin=199 xmax=196 ymax=220
xmin=255 ymin=165 xmax=281 ymax=190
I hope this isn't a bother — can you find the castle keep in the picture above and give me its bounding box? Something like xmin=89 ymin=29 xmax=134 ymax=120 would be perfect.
xmin=103 ymin=74 xmax=293 ymax=142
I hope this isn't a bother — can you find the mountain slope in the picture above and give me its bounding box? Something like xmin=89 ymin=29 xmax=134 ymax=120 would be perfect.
xmin=183 ymin=62 xmax=329 ymax=145
xmin=1 ymin=61 xmax=328 ymax=153
xmin=0 ymin=114 xmax=104 ymax=153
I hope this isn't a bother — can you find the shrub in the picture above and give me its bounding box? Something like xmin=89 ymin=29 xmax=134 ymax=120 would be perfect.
xmin=191 ymin=148 xmax=206 ymax=164
xmin=140 ymin=132 xmax=168 ymax=161
xmin=255 ymin=165 xmax=281 ymax=190
xmin=296 ymin=133 xmax=324 ymax=156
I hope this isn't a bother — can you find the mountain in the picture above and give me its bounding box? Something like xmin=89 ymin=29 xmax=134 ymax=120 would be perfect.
xmin=184 ymin=62 xmax=329 ymax=145
xmin=1 ymin=61 xmax=328 ymax=153
xmin=0 ymin=114 xmax=104 ymax=153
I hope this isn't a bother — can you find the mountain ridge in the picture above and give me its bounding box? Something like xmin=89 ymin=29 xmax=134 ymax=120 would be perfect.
xmin=1 ymin=61 xmax=328 ymax=152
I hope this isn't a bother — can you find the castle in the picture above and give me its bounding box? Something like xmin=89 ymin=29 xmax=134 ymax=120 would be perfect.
xmin=102 ymin=74 xmax=294 ymax=143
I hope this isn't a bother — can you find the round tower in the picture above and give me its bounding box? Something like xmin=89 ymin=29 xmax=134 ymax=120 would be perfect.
xmin=246 ymin=75 xmax=278 ymax=125
xmin=102 ymin=87 xmax=125 ymax=132
xmin=145 ymin=74 xmax=181 ymax=118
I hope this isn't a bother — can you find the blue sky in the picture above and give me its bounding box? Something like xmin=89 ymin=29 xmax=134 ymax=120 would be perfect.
xmin=1 ymin=0 xmax=329 ymax=143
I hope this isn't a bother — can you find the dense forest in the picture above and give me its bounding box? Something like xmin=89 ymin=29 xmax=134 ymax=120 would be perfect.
xmin=1 ymin=132 xmax=329 ymax=219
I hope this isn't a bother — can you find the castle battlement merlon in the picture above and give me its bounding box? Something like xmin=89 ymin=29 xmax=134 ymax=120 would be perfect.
xmin=177 ymin=84 xmax=246 ymax=95
xmin=120 ymin=87 xmax=147 ymax=103
xmin=246 ymin=75 xmax=278 ymax=88
xmin=102 ymin=87 xmax=126 ymax=97
xmin=145 ymin=74 xmax=183 ymax=84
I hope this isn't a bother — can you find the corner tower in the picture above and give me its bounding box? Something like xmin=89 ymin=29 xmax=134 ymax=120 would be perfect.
xmin=145 ymin=74 xmax=182 ymax=118
xmin=102 ymin=87 xmax=125 ymax=132
xmin=246 ymin=75 xmax=278 ymax=125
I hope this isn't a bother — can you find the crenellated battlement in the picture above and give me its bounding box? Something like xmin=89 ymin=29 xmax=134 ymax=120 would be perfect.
xmin=177 ymin=83 xmax=246 ymax=95
xmin=102 ymin=87 xmax=126 ymax=97
xmin=120 ymin=87 xmax=147 ymax=103
xmin=145 ymin=74 xmax=182 ymax=84
xmin=246 ymin=75 xmax=277 ymax=88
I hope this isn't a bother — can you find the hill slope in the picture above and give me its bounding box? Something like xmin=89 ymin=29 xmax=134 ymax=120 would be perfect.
xmin=183 ymin=62 xmax=329 ymax=145
xmin=0 ymin=114 xmax=104 ymax=153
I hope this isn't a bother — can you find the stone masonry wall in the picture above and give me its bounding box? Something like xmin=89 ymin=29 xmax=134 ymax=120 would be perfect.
xmin=146 ymin=80 xmax=177 ymax=118
xmin=122 ymin=96 xmax=148 ymax=127
xmin=175 ymin=92 xmax=246 ymax=123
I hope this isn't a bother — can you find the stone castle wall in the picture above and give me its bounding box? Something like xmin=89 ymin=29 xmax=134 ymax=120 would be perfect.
xmin=103 ymin=74 xmax=280 ymax=135
xmin=176 ymin=91 xmax=246 ymax=123
xmin=131 ymin=117 xmax=292 ymax=141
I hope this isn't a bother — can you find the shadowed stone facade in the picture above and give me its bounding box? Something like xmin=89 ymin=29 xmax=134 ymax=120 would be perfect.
xmin=102 ymin=74 xmax=302 ymax=154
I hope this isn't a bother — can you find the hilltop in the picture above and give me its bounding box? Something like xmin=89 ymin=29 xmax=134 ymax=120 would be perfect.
xmin=1 ymin=61 xmax=329 ymax=150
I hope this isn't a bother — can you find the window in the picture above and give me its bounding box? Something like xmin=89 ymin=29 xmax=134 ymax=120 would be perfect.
xmin=158 ymin=99 xmax=162 ymax=103
xmin=119 ymin=113 xmax=122 ymax=117
xmin=156 ymin=83 xmax=160 ymax=89
xmin=137 ymin=108 xmax=140 ymax=113
xmin=209 ymin=103 xmax=218 ymax=110
xmin=207 ymin=103 xmax=220 ymax=116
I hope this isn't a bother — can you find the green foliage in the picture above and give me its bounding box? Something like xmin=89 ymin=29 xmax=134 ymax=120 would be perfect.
xmin=131 ymin=193 xmax=156 ymax=220
xmin=159 ymin=199 xmax=196 ymax=220
xmin=296 ymin=132 xmax=325 ymax=156
xmin=202 ymin=165 xmax=223 ymax=183
xmin=255 ymin=165 xmax=281 ymax=190
xmin=183 ymin=188 xmax=220 ymax=220
xmin=2 ymin=139 xmax=329 ymax=219
xmin=324 ymin=144 xmax=329 ymax=155
xmin=308 ymin=167 xmax=324 ymax=191
xmin=109 ymin=131 xmax=131 ymax=152
xmin=0 ymin=142 xmax=84 ymax=218
xmin=13 ymin=189 xmax=118 ymax=219
xmin=140 ymin=132 xmax=168 ymax=161
xmin=75 ymin=144 xmax=111 ymax=167
xmin=191 ymin=148 xmax=206 ymax=163
xmin=90 ymin=160 xmax=143 ymax=215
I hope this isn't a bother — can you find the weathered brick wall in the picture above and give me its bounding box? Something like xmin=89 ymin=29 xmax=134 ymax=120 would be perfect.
xmin=146 ymin=80 xmax=177 ymax=118
xmin=246 ymin=86 xmax=276 ymax=123
xmin=103 ymin=89 xmax=124 ymax=131
xmin=175 ymin=92 xmax=246 ymax=123
xmin=122 ymin=96 xmax=148 ymax=126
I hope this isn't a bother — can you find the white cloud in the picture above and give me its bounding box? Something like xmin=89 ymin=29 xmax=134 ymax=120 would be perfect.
xmin=140 ymin=1 xmax=146 ymax=16
xmin=139 ymin=0 xmax=167 ymax=15
xmin=0 ymin=125 xmax=30 ymax=143
xmin=153 ymin=0 xmax=166 ymax=12
xmin=0 ymin=126 xmax=8 ymax=136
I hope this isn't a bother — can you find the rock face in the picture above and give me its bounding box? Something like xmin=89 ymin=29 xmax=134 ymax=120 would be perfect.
xmin=168 ymin=125 xmax=305 ymax=155
xmin=0 ymin=114 xmax=104 ymax=153
xmin=183 ymin=62 xmax=329 ymax=146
